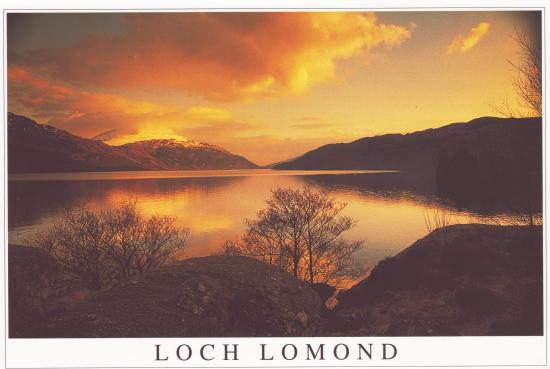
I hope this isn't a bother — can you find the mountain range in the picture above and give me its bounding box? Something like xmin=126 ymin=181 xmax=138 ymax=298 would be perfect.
xmin=8 ymin=113 xmax=257 ymax=173
xmin=8 ymin=113 xmax=542 ymax=177
xmin=273 ymin=116 xmax=542 ymax=173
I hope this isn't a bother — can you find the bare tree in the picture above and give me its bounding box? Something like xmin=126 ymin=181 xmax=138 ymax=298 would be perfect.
xmin=102 ymin=202 xmax=188 ymax=277
xmin=511 ymin=28 xmax=542 ymax=117
xmin=493 ymin=28 xmax=542 ymax=117
xmin=33 ymin=206 xmax=111 ymax=290
xmin=299 ymin=186 xmax=363 ymax=285
xmin=32 ymin=201 xmax=188 ymax=289
xmin=226 ymin=186 xmax=363 ymax=285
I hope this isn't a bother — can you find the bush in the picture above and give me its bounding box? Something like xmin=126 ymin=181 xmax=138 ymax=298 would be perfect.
xmin=32 ymin=201 xmax=188 ymax=289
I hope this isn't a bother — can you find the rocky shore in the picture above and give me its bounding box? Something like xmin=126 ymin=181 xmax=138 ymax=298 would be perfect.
xmin=9 ymin=224 xmax=543 ymax=337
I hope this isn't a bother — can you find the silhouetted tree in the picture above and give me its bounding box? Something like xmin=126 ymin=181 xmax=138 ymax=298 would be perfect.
xmin=511 ymin=28 xmax=542 ymax=116
xmin=493 ymin=28 xmax=541 ymax=117
xmin=33 ymin=206 xmax=111 ymax=290
xmin=225 ymin=186 xmax=363 ymax=285
xmin=33 ymin=201 xmax=188 ymax=289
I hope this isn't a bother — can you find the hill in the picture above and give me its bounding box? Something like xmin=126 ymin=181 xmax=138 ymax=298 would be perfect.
xmin=275 ymin=116 xmax=542 ymax=211
xmin=9 ymin=248 xmax=323 ymax=338
xmin=8 ymin=113 xmax=258 ymax=173
xmin=117 ymin=139 xmax=256 ymax=170
xmin=331 ymin=224 xmax=543 ymax=336
xmin=273 ymin=116 xmax=541 ymax=172
xmin=8 ymin=113 xmax=145 ymax=172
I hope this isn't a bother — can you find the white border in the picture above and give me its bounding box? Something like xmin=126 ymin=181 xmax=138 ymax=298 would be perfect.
xmin=0 ymin=1 xmax=548 ymax=368
xmin=4 ymin=337 xmax=549 ymax=367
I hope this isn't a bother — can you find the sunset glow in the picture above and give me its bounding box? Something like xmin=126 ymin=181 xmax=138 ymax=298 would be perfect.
xmin=8 ymin=11 xmax=541 ymax=165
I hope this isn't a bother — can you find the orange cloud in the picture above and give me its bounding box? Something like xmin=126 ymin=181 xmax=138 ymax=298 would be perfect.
xmin=447 ymin=22 xmax=491 ymax=54
xmin=8 ymin=65 xmax=169 ymax=137
xmin=11 ymin=12 xmax=413 ymax=102
xmin=184 ymin=106 xmax=233 ymax=122
xmin=8 ymin=66 xmax=254 ymax=144
xmin=105 ymin=110 xmax=255 ymax=146
xmin=8 ymin=65 xmax=160 ymax=115
xmin=290 ymin=116 xmax=333 ymax=130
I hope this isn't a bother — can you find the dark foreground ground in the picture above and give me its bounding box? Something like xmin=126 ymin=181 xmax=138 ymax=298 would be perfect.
xmin=331 ymin=224 xmax=543 ymax=336
xmin=9 ymin=224 xmax=543 ymax=337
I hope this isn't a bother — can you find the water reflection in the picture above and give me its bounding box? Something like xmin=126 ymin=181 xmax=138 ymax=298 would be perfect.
xmin=8 ymin=170 xmax=538 ymax=272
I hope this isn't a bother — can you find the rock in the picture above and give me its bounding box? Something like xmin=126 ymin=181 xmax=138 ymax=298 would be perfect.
xmin=42 ymin=255 xmax=324 ymax=337
xmin=331 ymin=225 xmax=543 ymax=336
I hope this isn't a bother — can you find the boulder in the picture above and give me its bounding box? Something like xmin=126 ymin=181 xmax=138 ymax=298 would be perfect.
xmin=43 ymin=255 xmax=324 ymax=337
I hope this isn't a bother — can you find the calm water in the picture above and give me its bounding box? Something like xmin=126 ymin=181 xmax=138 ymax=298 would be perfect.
xmin=8 ymin=169 xmax=514 ymax=274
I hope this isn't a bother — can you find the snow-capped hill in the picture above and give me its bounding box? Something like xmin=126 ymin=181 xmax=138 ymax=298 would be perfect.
xmin=7 ymin=113 xmax=258 ymax=173
xmin=117 ymin=138 xmax=256 ymax=170
xmin=122 ymin=138 xmax=225 ymax=151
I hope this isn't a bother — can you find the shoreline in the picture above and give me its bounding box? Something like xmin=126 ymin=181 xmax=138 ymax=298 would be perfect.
xmin=8 ymin=223 xmax=543 ymax=337
xmin=8 ymin=169 xmax=399 ymax=181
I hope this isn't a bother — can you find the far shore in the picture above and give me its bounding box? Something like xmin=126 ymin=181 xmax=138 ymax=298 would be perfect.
xmin=8 ymin=169 xmax=400 ymax=181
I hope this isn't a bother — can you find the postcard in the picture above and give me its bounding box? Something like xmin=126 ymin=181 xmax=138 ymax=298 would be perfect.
xmin=1 ymin=1 xmax=548 ymax=368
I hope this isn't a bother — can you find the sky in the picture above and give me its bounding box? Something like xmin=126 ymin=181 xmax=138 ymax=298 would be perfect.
xmin=7 ymin=11 xmax=541 ymax=165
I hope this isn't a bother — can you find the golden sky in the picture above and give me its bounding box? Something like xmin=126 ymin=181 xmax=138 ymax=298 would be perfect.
xmin=7 ymin=11 xmax=541 ymax=165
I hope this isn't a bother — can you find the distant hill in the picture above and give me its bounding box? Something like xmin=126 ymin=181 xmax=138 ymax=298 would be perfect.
xmin=8 ymin=113 xmax=145 ymax=173
xmin=275 ymin=116 xmax=542 ymax=212
xmin=273 ymin=116 xmax=542 ymax=172
xmin=8 ymin=113 xmax=258 ymax=173
xmin=117 ymin=139 xmax=257 ymax=170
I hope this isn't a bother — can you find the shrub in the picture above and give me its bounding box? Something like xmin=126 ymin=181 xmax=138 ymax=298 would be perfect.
xmin=32 ymin=201 xmax=188 ymax=289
